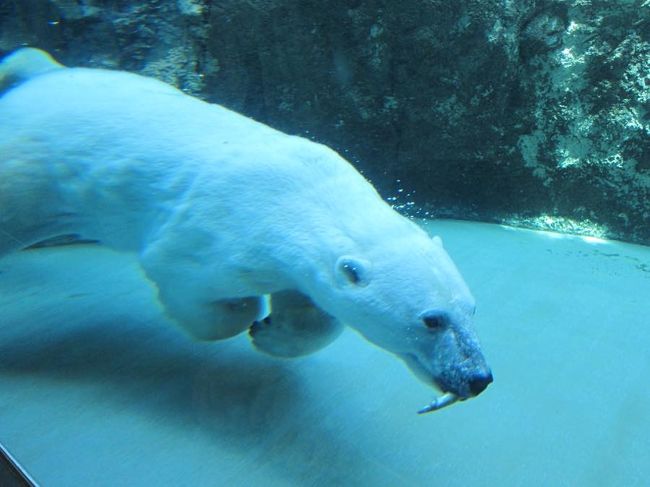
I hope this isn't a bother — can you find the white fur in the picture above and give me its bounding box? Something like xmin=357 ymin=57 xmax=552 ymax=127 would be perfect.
xmin=0 ymin=50 xmax=490 ymax=396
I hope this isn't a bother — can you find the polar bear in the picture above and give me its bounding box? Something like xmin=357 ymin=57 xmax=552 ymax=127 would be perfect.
xmin=0 ymin=49 xmax=492 ymax=412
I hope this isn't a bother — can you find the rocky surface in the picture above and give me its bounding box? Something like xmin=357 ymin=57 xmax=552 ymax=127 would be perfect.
xmin=1 ymin=0 xmax=648 ymax=243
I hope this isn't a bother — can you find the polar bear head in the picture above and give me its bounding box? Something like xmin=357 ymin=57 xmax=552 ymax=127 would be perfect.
xmin=307 ymin=225 xmax=492 ymax=406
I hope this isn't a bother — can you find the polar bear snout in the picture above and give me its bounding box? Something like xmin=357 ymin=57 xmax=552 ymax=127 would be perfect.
xmin=435 ymin=362 xmax=492 ymax=400
xmin=468 ymin=370 xmax=493 ymax=396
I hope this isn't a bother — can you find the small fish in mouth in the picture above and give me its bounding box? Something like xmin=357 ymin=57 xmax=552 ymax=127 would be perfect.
xmin=417 ymin=392 xmax=460 ymax=414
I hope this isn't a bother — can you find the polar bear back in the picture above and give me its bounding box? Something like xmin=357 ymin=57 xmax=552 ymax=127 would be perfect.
xmin=0 ymin=66 xmax=400 ymax=253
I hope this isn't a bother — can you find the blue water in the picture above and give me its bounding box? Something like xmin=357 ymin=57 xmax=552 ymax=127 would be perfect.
xmin=0 ymin=220 xmax=648 ymax=486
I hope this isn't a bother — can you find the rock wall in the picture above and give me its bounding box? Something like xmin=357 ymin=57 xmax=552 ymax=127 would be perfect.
xmin=1 ymin=0 xmax=649 ymax=243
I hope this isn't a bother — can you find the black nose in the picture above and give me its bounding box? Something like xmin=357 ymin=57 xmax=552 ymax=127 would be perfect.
xmin=469 ymin=371 xmax=493 ymax=396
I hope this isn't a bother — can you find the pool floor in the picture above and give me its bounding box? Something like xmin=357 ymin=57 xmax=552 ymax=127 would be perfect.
xmin=0 ymin=220 xmax=648 ymax=486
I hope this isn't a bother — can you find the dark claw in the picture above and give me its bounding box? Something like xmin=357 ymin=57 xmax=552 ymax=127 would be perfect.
xmin=249 ymin=316 xmax=272 ymax=337
xmin=249 ymin=321 xmax=262 ymax=337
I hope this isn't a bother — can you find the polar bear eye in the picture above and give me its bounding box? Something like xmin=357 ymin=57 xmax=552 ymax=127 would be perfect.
xmin=420 ymin=311 xmax=446 ymax=330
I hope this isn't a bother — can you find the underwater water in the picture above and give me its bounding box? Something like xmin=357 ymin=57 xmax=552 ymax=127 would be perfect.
xmin=0 ymin=219 xmax=648 ymax=486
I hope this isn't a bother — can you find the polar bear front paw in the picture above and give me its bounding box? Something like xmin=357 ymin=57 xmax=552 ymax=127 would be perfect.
xmin=249 ymin=290 xmax=343 ymax=358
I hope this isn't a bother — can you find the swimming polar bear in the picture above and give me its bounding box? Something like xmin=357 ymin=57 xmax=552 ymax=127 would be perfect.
xmin=0 ymin=48 xmax=492 ymax=412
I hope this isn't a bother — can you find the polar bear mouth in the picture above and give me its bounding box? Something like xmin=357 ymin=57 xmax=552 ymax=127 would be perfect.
xmin=398 ymin=352 xmax=464 ymax=414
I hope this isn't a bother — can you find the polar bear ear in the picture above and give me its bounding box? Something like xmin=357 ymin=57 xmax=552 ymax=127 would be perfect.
xmin=335 ymin=256 xmax=371 ymax=287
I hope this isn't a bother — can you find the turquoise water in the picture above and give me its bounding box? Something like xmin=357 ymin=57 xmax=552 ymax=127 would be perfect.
xmin=0 ymin=220 xmax=648 ymax=486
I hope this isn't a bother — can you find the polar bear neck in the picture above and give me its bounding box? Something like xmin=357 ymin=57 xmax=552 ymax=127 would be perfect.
xmin=172 ymin=137 xmax=410 ymax=296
